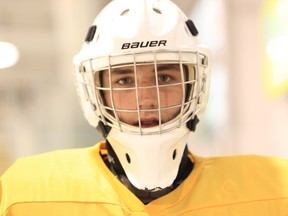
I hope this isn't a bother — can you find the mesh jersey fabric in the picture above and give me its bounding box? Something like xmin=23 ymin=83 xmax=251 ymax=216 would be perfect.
xmin=1 ymin=141 xmax=288 ymax=216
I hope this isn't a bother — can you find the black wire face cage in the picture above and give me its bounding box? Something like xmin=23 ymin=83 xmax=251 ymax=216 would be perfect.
xmin=78 ymin=50 xmax=208 ymax=135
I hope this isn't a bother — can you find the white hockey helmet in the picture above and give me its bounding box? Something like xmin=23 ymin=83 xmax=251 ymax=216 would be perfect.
xmin=74 ymin=0 xmax=211 ymax=190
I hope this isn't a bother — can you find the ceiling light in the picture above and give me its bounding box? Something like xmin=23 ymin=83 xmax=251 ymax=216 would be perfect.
xmin=0 ymin=41 xmax=19 ymax=69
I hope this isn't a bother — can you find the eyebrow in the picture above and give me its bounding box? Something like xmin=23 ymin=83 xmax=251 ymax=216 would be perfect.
xmin=110 ymin=68 xmax=134 ymax=75
xmin=156 ymin=64 xmax=179 ymax=72
xmin=110 ymin=64 xmax=179 ymax=74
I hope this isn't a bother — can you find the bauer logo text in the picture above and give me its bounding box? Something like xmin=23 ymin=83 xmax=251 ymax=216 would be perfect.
xmin=121 ymin=40 xmax=167 ymax=49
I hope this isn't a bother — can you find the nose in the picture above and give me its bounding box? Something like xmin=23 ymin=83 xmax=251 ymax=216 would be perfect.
xmin=138 ymin=85 xmax=158 ymax=110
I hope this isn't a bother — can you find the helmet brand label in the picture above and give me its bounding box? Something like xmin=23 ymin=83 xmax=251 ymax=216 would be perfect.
xmin=121 ymin=40 xmax=167 ymax=49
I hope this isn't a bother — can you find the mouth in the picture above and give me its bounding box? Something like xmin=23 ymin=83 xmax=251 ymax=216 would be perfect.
xmin=134 ymin=118 xmax=160 ymax=128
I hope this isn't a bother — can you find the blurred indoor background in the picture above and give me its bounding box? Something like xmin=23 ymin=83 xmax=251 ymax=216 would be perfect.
xmin=1 ymin=0 xmax=288 ymax=174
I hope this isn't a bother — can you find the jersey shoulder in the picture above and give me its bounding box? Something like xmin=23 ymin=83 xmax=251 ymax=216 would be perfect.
xmin=2 ymin=146 xmax=96 ymax=180
xmin=194 ymin=154 xmax=288 ymax=198
xmin=211 ymin=154 xmax=288 ymax=174
xmin=0 ymin=142 xmax=119 ymax=205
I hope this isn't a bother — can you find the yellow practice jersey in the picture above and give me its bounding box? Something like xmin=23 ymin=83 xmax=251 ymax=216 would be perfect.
xmin=1 ymin=141 xmax=288 ymax=216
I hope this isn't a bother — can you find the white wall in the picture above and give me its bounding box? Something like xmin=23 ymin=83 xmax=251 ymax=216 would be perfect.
xmin=189 ymin=0 xmax=288 ymax=158
xmin=224 ymin=0 xmax=288 ymax=157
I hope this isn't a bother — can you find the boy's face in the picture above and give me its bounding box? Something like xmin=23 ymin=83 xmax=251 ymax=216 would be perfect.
xmin=101 ymin=64 xmax=185 ymax=128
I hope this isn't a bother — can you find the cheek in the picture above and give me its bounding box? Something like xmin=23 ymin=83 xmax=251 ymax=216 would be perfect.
xmin=103 ymin=91 xmax=112 ymax=107
xmin=159 ymin=87 xmax=183 ymax=107
xmin=106 ymin=90 xmax=138 ymax=125
xmin=104 ymin=90 xmax=137 ymax=109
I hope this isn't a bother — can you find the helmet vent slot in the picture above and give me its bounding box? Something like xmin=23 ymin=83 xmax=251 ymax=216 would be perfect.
xmin=153 ymin=8 xmax=162 ymax=14
xmin=172 ymin=149 xmax=177 ymax=160
xmin=126 ymin=153 xmax=131 ymax=164
xmin=120 ymin=9 xmax=130 ymax=16
xmin=185 ymin=19 xmax=198 ymax=36
xmin=85 ymin=25 xmax=97 ymax=42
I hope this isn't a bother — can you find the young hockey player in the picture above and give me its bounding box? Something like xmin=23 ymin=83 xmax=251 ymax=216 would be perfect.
xmin=1 ymin=0 xmax=288 ymax=215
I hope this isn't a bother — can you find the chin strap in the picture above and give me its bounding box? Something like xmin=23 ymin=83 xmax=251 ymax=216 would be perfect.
xmin=186 ymin=115 xmax=199 ymax=132
xmin=96 ymin=121 xmax=111 ymax=138
xmin=105 ymin=140 xmax=126 ymax=175
xmin=104 ymin=141 xmax=194 ymax=204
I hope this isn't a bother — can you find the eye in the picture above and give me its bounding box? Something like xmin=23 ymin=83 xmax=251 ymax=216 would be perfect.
xmin=158 ymin=74 xmax=172 ymax=83
xmin=117 ymin=77 xmax=134 ymax=85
